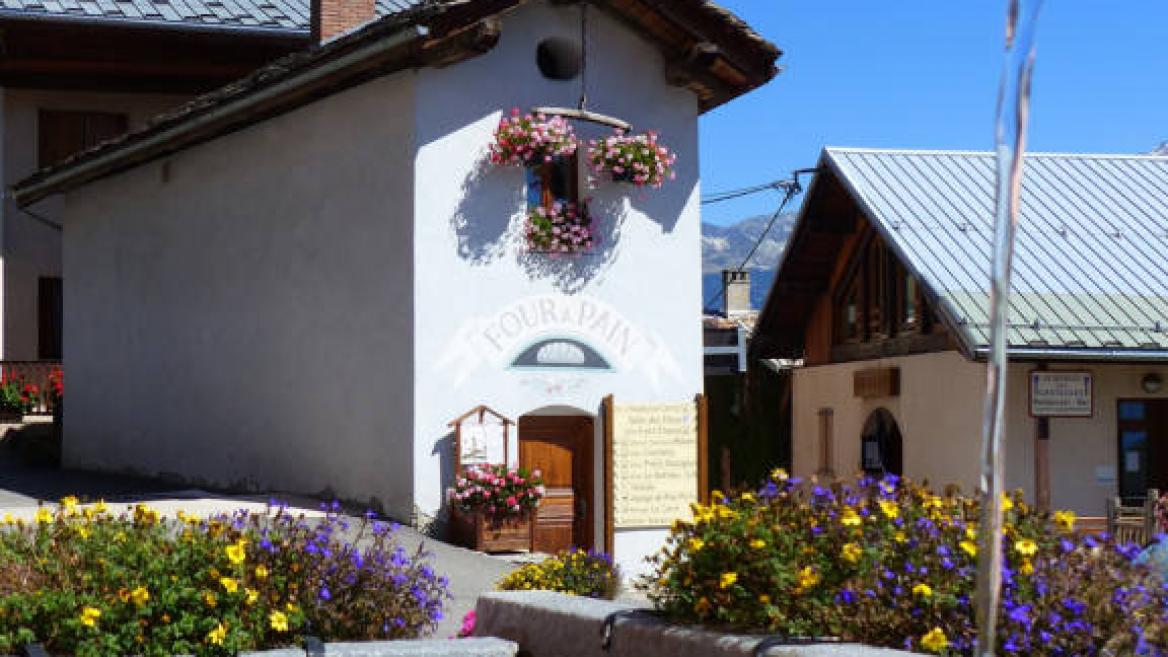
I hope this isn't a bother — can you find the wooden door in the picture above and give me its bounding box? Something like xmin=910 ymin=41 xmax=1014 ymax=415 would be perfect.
xmin=519 ymin=415 xmax=594 ymax=553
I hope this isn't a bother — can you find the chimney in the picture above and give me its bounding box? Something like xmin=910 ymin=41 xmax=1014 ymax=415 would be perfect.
xmin=721 ymin=269 xmax=751 ymax=317
xmin=311 ymin=0 xmax=375 ymax=43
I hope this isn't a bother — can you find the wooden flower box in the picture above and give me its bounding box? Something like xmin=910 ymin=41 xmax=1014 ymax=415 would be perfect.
xmin=451 ymin=508 xmax=533 ymax=553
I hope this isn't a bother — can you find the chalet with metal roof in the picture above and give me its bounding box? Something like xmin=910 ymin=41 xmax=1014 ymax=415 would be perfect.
xmin=753 ymin=147 xmax=1168 ymax=519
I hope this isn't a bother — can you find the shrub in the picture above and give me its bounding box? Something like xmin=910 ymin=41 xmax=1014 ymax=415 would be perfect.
xmin=0 ymin=499 xmax=449 ymax=657
xmin=587 ymin=129 xmax=676 ymax=188
xmin=641 ymin=471 xmax=1168 ymax=655
xmin=489 ymin=109 xmax=577 ymax=167
xmin=449 ymin=464 xmax=545 ymax=517
xmin=497 ymin=549 xmax=620 ymax=599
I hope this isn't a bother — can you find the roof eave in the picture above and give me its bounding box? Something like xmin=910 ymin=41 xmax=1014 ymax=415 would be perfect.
xmin=11 ymin=16 xmax=505 ymax=207
xmin=974 ymin=347 xmax=1168 ymax=364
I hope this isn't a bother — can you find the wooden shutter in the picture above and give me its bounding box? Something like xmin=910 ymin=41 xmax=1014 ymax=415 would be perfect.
xmin=37 ymin=277 xmax=63 ymax=360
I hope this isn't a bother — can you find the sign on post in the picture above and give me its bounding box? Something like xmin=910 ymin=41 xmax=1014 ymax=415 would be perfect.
xmin=608 ymin=400 xmax=700 ymax=529
xmin=1029 ymin=371 xmax=1093 ymax=418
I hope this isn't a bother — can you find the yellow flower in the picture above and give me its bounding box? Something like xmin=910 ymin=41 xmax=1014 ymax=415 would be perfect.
xmin=285 ymin=602 xmax=299 ymax=613
xmin=220 ymin=577 xmax=239 ymax=594
xmin=771 ymin=468 xmax=788 ymax=481
xmin=960 ymin=540 xmax=978 ymax=558
xmin=60 ymin=496 xmax=79 ymax=511
xmin=878 ymin=500 xmax=899 ymax=520
xmin=688 ymin=538 xmax=705 ymax=552
xmin=740 ymin=492 xmax=756 ymax=503
xmin=255 ymin=564 xmax=270 ymax=579
xmin=203 ymin=591 xmax=218 ymax=608
xmin=840 ymin=508 xmax=862 ymax=527
xmin=76 ymin=525 xmax=91 ymax=540
xmin=912 ymin=583 xmax=933 ymax=598
xmin=225 ymin=541 xmax=246 ymax=565
xmin=758 ymin=594 xmax=771 ymax=604
xmin=795 ymin=566 xmax=820 ymax=592
xmin=1 ymin=513 xmax=13 ymax=525
xmin=921 ymin=627 xmax=949 ymax=653
xmin=841 ymin=542 xmax=863 ymax=564
xmin=1053 ymin=510 xmax=1076 ymax=532
xmin=719 ymin=572 xmax=738 ymax=589
xmin=894 ymin=531 xmax=907 ymax=544
xmin=1014 ymin=538 xmax=1038 ymax=557
xmin=965 ymin=526 xmax=977 ymax=541
xmin=206 ymin=622 xmax=227 ymax=646
xmin=1020 ymin=559 xmax=1035 ymax=576
xmin=749 ymin=538 xmax=766 ymax=550
xmin=130 ymin=586 xmax=150 ymax=606
xmin=35 ymin=507 xmax=53 ymax=524
xmin=245 ymin=588 xmax=259 ymax=605
xmin=1001 ymin=493 xmax=1015 ymax=513
xmin=79 ymin=606 xmax=101 ymax=628
xmin=269 ymin=610 xmax=289 ymax=632
xmin=94 ymin=500 xmax=109 ymax=514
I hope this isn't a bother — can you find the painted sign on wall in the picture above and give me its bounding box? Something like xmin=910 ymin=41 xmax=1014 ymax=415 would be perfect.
xmin=1029 ymin=371 xmax=1093 ymax=417
xmin=610 ymin=400 xmax=698 ymax=529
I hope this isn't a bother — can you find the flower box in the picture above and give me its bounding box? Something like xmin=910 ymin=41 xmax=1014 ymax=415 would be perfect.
xmin=451 ymin=508 xmax=533 ymax=553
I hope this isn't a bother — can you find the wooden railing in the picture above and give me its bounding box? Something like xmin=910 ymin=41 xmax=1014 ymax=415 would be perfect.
xmin=1107 ymin=489 xmax=1159 ymax=547
xmin=1 ymin=360 xmax=61 ymax=415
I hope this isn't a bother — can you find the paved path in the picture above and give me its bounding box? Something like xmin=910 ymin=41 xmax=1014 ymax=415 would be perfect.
xmin=0 ymin=447 xmax=519 ymax=638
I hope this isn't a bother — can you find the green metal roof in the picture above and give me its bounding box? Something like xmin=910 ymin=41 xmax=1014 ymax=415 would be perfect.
xmin=824 ymin=148 xmax=1168 ymax=360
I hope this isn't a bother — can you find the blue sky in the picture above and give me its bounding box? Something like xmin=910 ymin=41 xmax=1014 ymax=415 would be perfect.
xmin=700 ymin=1 xmax=1168 ymax=226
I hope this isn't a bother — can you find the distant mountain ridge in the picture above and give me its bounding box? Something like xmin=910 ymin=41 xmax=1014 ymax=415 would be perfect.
xmin=1155 ymin=141 xmax=1168 ymax=155
xmin=700 ymin=213 xmax=796 ymax=312
xmin=701 ymin=212 xmax=797 ymax=274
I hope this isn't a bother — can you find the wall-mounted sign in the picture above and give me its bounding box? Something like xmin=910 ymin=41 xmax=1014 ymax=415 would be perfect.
xmin=449 ymin=405 xmax=515 ymax=470
xmin=605 ymin=397 xmax=705 ymax=532
xmin=853 ymin=368 xmax=900 ymax=399
xmin=1029 ymin=371 xmax=1093 ymax=418
xmin=436 ymin=295 xmax=683 ymax=392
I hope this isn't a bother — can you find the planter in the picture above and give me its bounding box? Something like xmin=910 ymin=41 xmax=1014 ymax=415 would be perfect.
xmin=475 ymin=591 xmax=920 ymax=657
xmin=451 ymin=508 xmax=533 ymax=553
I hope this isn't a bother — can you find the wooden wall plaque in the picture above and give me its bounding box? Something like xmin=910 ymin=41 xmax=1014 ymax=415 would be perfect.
xmin=608 ymin=399 xmax=700 ymax=530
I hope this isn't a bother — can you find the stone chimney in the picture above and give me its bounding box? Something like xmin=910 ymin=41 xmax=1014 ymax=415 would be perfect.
xmin=721 ymin=269 xmax=751 ymax=317
xmin=311 ymin=0 xmax=375 ymax=43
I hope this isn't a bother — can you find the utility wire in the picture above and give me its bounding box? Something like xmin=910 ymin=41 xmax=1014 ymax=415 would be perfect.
xmin=702 ymin=168 xmax=819 ymax=314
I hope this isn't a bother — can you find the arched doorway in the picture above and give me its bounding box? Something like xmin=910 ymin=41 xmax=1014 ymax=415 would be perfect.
xmin=861 ymin=408 xmax=903 ymax=477
xmin=518 ymin=411 xmax=595 ymax=553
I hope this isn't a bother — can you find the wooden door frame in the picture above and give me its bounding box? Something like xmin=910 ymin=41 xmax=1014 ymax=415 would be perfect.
xmin=518 ymin=414 xmax=596 ymax=551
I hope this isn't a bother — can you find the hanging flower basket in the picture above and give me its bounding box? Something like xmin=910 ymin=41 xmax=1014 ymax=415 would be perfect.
xmin=490 ymin=109 xmax=578 ymax=167
xmin=588 ymin=129 xmax=677 ymax=188
xmin=525 ymin=201 xmax=595 ymax=254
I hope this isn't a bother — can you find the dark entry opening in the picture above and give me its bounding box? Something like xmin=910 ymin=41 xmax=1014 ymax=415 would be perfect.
xmin=861 ymin=408 xmax=903 ymax=477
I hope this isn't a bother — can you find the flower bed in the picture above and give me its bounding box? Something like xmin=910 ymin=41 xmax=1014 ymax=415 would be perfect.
xmin=496 ymin=549 xmax=620 ymax=600
xmin=0 ymin=373 xmax=37 ymax=418
xmin=0 ymin=500 xmax=448 ymax=657
xmin=449 ymin=465 xmax=544 ymax=518
xmin=587 ymin=130 xmax=676 ymax=188
xmin=641 ymin=471 xmax=1168 ymax=655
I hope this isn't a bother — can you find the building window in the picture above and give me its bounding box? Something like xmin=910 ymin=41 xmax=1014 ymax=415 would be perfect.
xmin=861 ymin=408 xmax=903 ymax=476
xmin=38 ymin=110 xmax=129 ymax=168
xmin=526 ymin=156 xmax=579 ymax=210
xmin=817 ymin=407 xmax=835 ymax=477
xmin=37 ymin=277 xmax=62 ymax=360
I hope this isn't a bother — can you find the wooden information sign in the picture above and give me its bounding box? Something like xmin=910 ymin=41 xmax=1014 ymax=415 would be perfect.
xmin=608 ymin=399 xmax=700 ymax=530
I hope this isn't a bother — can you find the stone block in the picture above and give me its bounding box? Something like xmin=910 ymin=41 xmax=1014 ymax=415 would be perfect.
xmin=475 ymin=591 xmax=919 ymax=657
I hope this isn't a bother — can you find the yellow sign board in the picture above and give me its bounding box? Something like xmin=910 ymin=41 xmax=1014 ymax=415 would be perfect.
xmin=611 ymin=401 xmax=698 ymax=529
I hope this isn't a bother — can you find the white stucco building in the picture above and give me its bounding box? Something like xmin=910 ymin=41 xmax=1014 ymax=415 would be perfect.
xmin=753 ymin=148 xmax=1168 ymax=519
xmin=12 ymin=0 xmax=779 ymax=576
